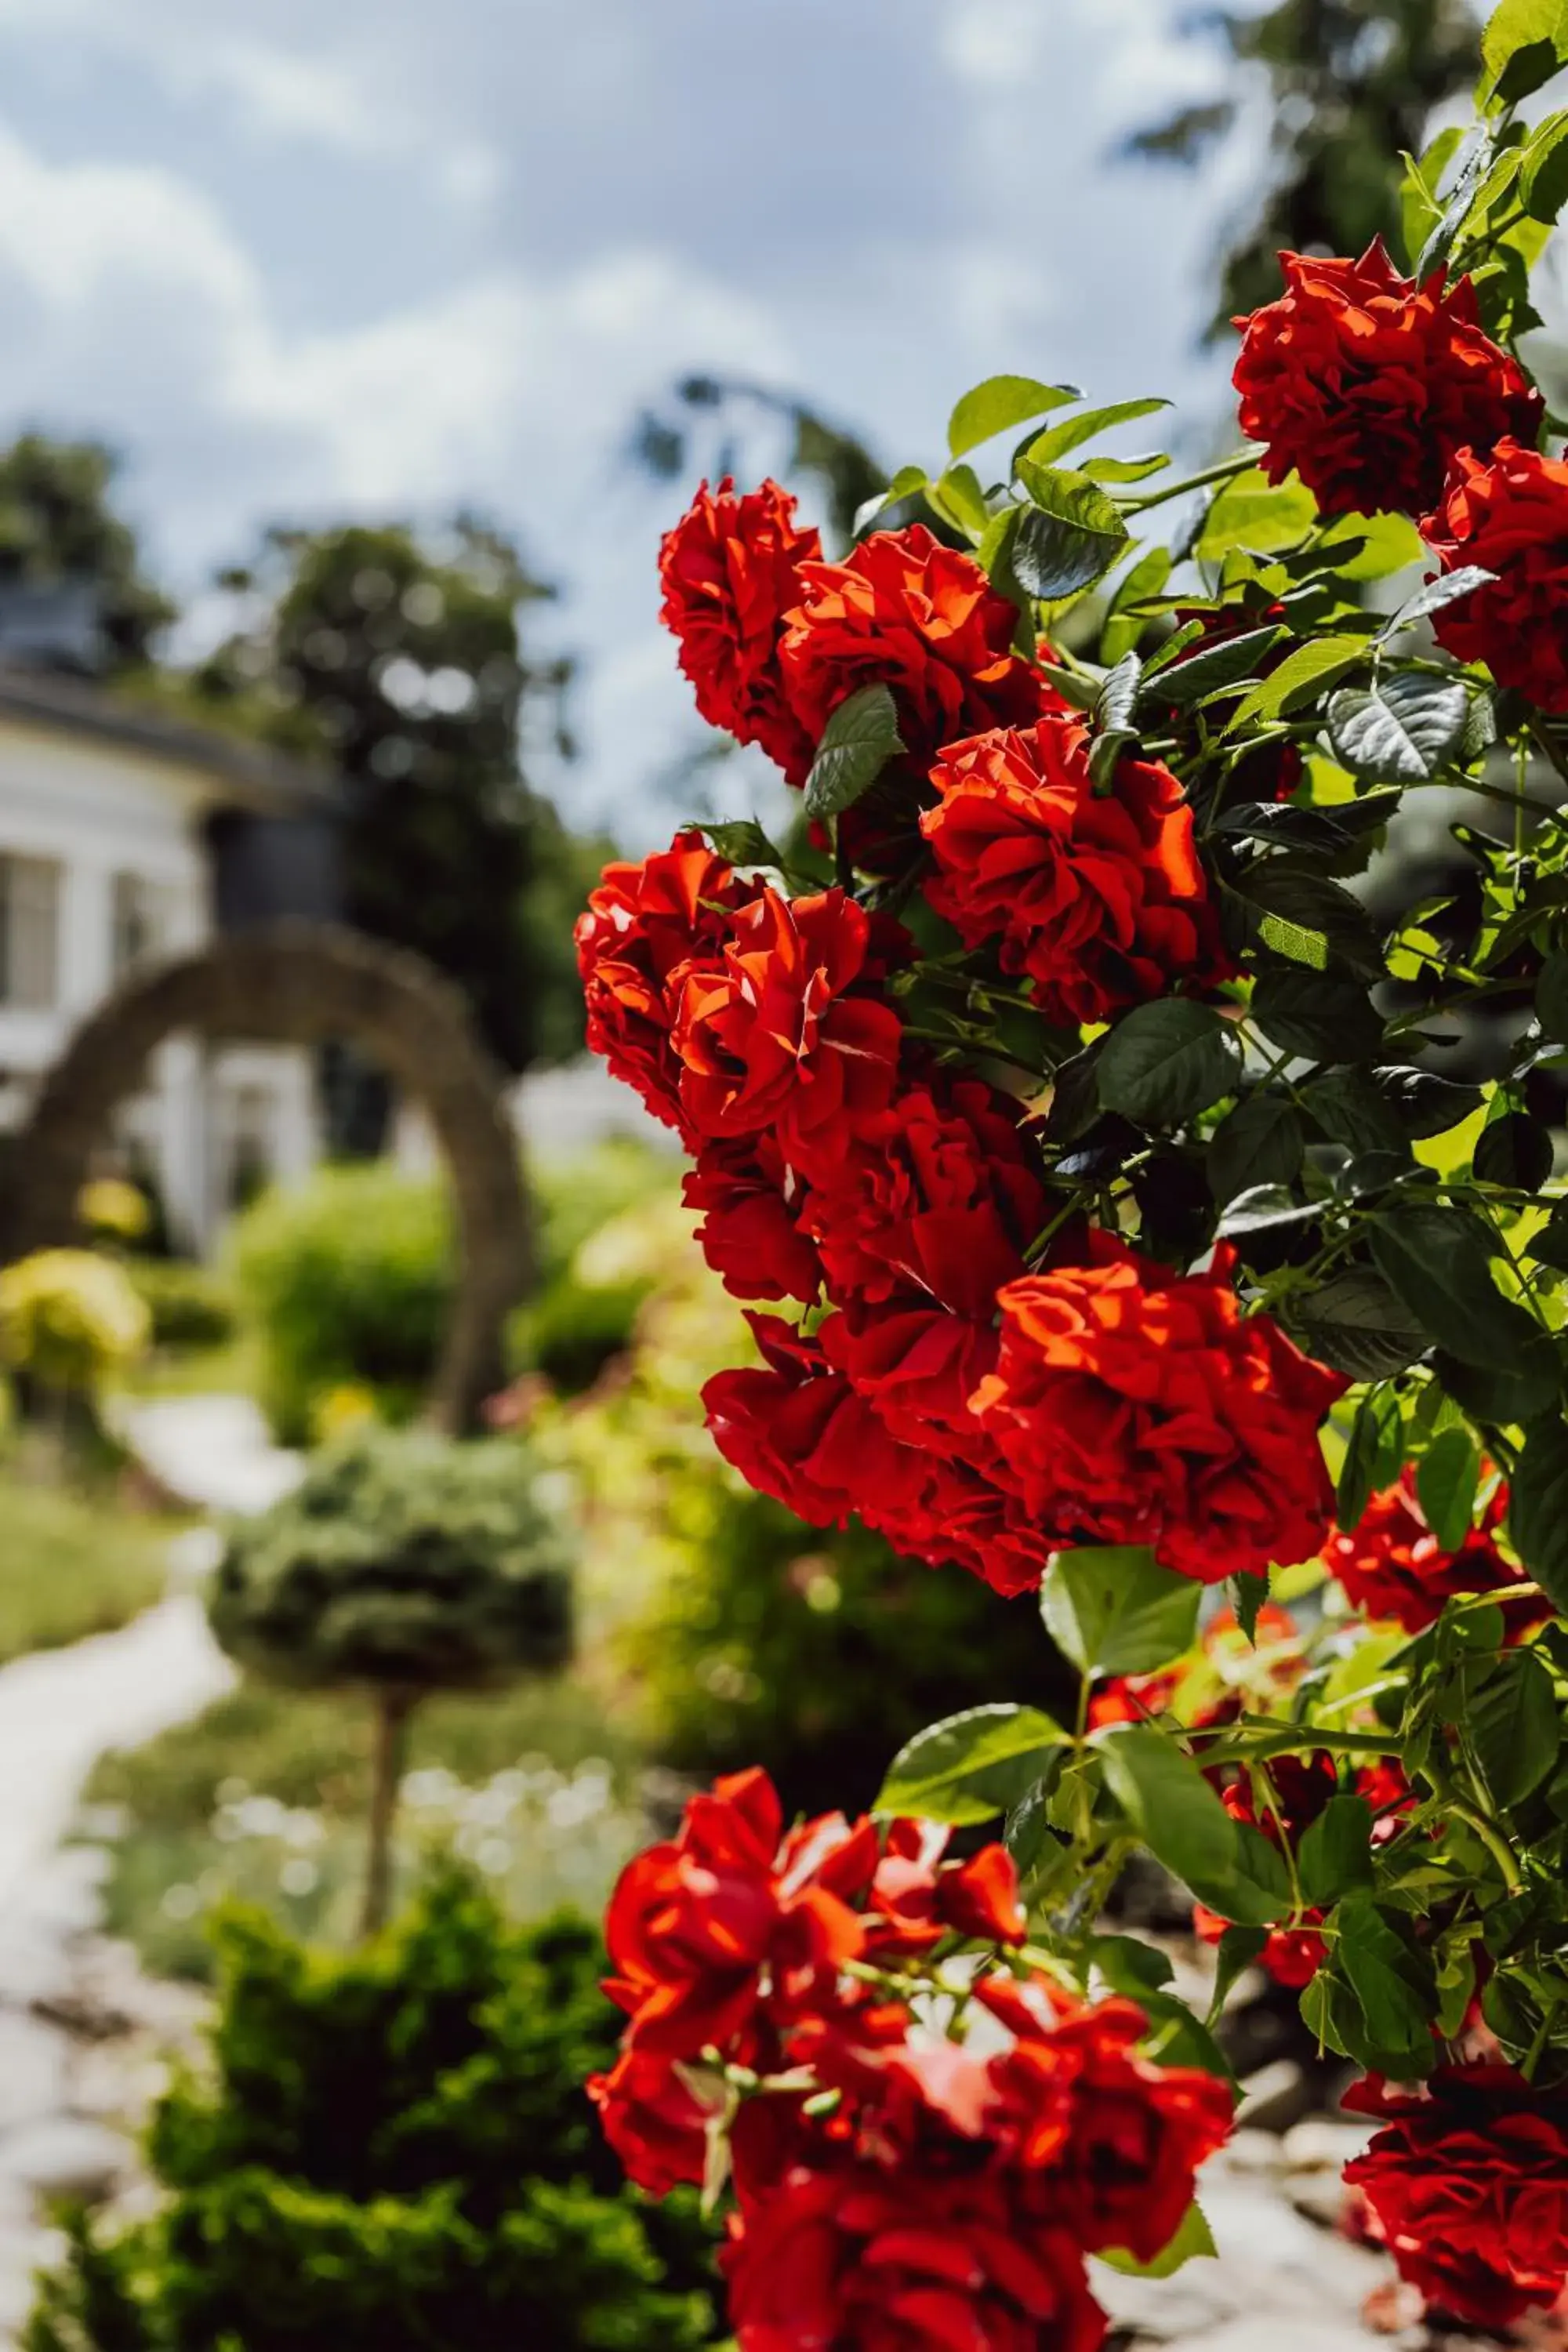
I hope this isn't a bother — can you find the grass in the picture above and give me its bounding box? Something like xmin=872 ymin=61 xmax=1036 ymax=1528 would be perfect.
xmin=0 ymin=1462 xmax=180 ymax=1662
xmin=118 ymin=1328 xmax=264 ymax=1401
xmin=82 ymin=1668 xmax=653 ymax=1980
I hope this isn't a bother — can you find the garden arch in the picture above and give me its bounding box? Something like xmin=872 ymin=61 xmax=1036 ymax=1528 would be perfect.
xmin=2 ymin=921 xmax=531 ymax=1432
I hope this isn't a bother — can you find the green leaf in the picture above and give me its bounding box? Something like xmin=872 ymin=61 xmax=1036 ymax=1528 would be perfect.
xmin=1196 ymin=470 xmax=1317 ymax=561
xmin=1090 ymin=652 xmax=1142 ymax=789
xmin=1523 ymin=108 xmax=1568 ymax=220
xmin=1090 ymin=1933 xmax=1176 ymax=1997
xmin=1335 ymin=1894 xmax=1436 ymax=2078
xmin=1011 ymin=464 xmax=1131 ymax=599
xmin=1236 ymin=868 xmax=1384 ymax=982
xmin=1374 ymin=1065 xmax=1485 ymax=1142
xmin=947 ymin=375 xmax=1080 ymax=459
xmin=876 ymin=1704 xmax=1069 ymax=1826
xmin=1533 ymin=1200 xmax=1568 ymax=1273
xmin=1100 ymin=545 xmax=1173 ymax=666
xmin=1481 ymin=0 xmax=1568 ymax=107
xmin=1287 ymin=1267 xmax=1431 ymax=1381
xmin=1536 ymin=953 xmax=1568 ymax=1044
xmin=1207 ymin=1094 xmax=1305 ymax=1207
xmin=699 ymin=819 xmax=789 ymax=871
xmin=1381 ymin=567 xmax=1498 ymax=639
xmin=1216 ymin=1185 xmax=1322 ymax=1240
xmin=1474 ymin=1110 xmax=1554 ymax=1192
xmin=1435 ymin=1349 xmax=1559 ymax=1429
xmin=1094 ymin=1724 xmax=1288 ymax=1924
xmin=1319 ymin=511 xmax=1427 ymax=583
xmin=1144 ymin=624 xmax=1289 ymax=710
xmin=1025 ymin=397 xmax=1172 ymax=469
xmin=1097 ymin=1000 xmax=1243 ymax=1129
xmin=1040 ymin=1544 xmax=1203 ymax=1678
xmin=803 ymin=683 xmax=905 ymax=821
xmin=1250 ymin=970 xmax=1384 ymax=1063
xmin=1328 ymin=674 xmax=1470 ymax=785
xmin=1338 ymin=1386 xmax=1404 ymax=1532
xmin=1226 ymin=635 xmax=1369 ymax=729
xmin=1301 ymin=1069 xmax=1406 ymax=1156
xmin=1098 ymin=2200 xmax=1218 ymax=2281
xmin=1510 ymin=1417 xmax=1568 ymax=1609
xmin=852 ymin=464 xmax=928 ymax=536
xmin=1298 ymin=1794 xmax=1375 ymax=1908
xmin=929 ymin=463 xmax=990 ymax=539
xmin=1370 ymin=1204 xmax=1553 ymax=1377
xmin=1419 ymin=122 xmax=1496 ymax=278
xmin=1416 ymin=1425 xmax=1481 ymax=1551
xmin=1463 ymin=1647 xmax=1560 ymax=1809
xmin=1082 ymin=452 xmax=1170 ymax=485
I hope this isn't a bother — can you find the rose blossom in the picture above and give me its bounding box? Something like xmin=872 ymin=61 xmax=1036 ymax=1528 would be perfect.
xmin=683 ymin=1137 xmax=822 ymax=1305
xmin=1232 ymin=241 xmax=1542 ymax=517
xmin=673 ymin=886 xmax=905 ymax=1163
xmin=659 ymin=476 xmax=822 ymax=784
xmin=574 ymin=832 xmax=759 ymax=1132
xmin=779 ymin=524 xmax=1047 ymax=774
xmin=972 ymin=1235 xmax=1347 ymax=1585
xmin=921 ymin=717 xmax=1230 ymax=1026
xmin=1323 ymin=1465 xmax=1544 ymax=1638
xmin=1422 ymin=439 xmax=1568 ymax=713
xmin=1345 ymin=2064 xmax=1568 ymax=2327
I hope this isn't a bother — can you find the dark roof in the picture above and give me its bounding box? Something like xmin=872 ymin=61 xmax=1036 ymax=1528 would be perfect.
xmin=0 ymin=664 xmax=339 ymax=815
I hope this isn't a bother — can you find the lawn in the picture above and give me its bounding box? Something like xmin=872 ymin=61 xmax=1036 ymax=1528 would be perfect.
xmin=82 ymin=1663 xmax=653 ymax=1980
xmin=0 ymin=1465 xmax=179 ymax=1662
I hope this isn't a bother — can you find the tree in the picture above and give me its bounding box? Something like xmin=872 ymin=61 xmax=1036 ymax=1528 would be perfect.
xmin=0 ymin=433 xmax=175 ymax=667
xmin=633 ymin=375 xmax=886 ymax=550
xmin=1123 ymin=1 xmax=1481 ymax=332
xmin=209 ymin=1427 xmax=575 ymax=1933
xmin=191 ymin=517 xmax=590 ymax=1080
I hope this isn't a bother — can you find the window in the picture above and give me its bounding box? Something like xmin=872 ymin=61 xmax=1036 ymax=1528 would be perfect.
xmin=111 ymin=872 xmax=165 ymax=978
xmin=0 ymin=852 xmax=60 ymax=1009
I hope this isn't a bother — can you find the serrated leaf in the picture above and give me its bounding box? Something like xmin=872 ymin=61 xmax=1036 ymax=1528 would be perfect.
xmin=1298 ymin=1795 xmax=1375 ymax=1908
xmin=1144 ymin=624 xmax=1288 ymax=710
xmin=1216 ymin=1184 xmax=1321 ymax=1239
xmin=1098 ymin=2200 xmax=1218 ymax=2281
xmin=1097 ymin=1000 xmax=1243 ymax=1129
xmin=1236 ymin=866 xmax=1385 ymax=981
xmin=1226 ymin=635 xmax=1368 ymax=728
xmin=1338 ymin=1386 xmax=1403 ymax=1531
xmin=1040 ymin=1544 xmax=1202 ymax=1678
xmin=1462 ymin=1646 xmax=1559 ymax=1809
xmin=1523 ymin=108 xmax=1568 ymax=221
xmin=1207 ymin=1094 xmax=1306 ymax=1206
xmin=1094 ymin=1725 xmax=1289 ymax=1925
xmin=1335 ymin=1895 xmax=1436 ymax=2078
xmin=1473 ymin=1109 xmax=1554 ymax=1192
xmin=1370 ymin=1204 xmax=1553 ymax=1377
xmin=1196 ymin=469 xmax=1316 ymax=561
xmin=1090 ymin=651 xmax=1142 ymax=789
xmin=699 ymin=819 xmax=788 ymax=871
xmin=1510 ymin=1417 xmax=1568 ymax=1610
xmin=852 ymin=465 xmax=928 ymax=536
xmin=947 ymin=375 xmax=1080 ymax=459
xmin=1250 ymin=969 xmax=1384 ymax=1062
xmin=1025 ymin=397 xmax=1172 ymax=469
xmin=1011 ymin=463 xmax=1131 ymax=601
xmin=1288 ymin=1267 xmax=1431 ymax=1381
xmin=876 ymin=1704 xmax=1069 ymax=1825
xmin=1480 ymin=0 xmax=1568 ymax=107
xmin=1381 ymin=567 xmax=1498 ymax=638
xmin=1417 ymin=1425 xmax=1481 ymax=1550
xmin=1101 ymin=545 xmax=1173 ymax=666
xmin=803 ymin=683 xmax=905 ymax=821
xmin=1328 ymin=673 xmax=1469 ymax=785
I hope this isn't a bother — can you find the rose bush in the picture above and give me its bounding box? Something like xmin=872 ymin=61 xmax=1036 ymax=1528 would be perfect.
xmin=579 ymin=9 xmax=1568 ymax=2337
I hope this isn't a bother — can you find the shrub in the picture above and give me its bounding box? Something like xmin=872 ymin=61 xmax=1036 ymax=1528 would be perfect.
xmin=122 ymin=1260 xmax=237 ymax=1353
xmin=25 ymin=1870 xmax=719 ymax=2351
xmin=228 ymin=1166 xmax=454 ymax=1443
xmin=209 ymin=1427 xmax=575 ymax=1930
xmin=506 ymin=1142 xmax=676 ymax=1396
xmin=0 ymin=1250 xmax=150 ymax=1397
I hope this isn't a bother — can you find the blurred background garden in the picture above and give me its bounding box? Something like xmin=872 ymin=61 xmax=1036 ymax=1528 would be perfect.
xmin=0 ymin=1 xmax=1544 ymax=2346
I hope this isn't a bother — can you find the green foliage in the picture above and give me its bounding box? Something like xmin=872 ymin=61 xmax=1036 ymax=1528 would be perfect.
xmin=25 ymin=1871 xmax=718 ymax=2351
xmin=209 ymin=1427 xmax=574 ymax=1699
xmin=122 ymin=1261 xmax=237 ymax=1354
xmin=0 ymin=1251 xmax=149 ymax=1395
xmin=229 ymin=1167 xmax=454 ymax=1443
xmin=1123 ymin=0 xmax=1480 ymax=332
xmin=0 ymin=433 xmax=175 ymax=666
xmin=0 ymin=1464 xmax=174 ymax=1664
xmin=188 ymin=517 xmax=580 ymax=1077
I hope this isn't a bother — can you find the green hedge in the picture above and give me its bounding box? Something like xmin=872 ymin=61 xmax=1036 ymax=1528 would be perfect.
xmin=27 ymin=1870 xmax=719 ymax=2351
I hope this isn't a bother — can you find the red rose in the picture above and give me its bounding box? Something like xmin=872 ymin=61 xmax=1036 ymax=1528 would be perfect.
xmin=602 ymin=1765 xmax=864 ymax=2060
xmin=703 ymin=1313 xmax=941 ymax=1537
xmin=684 ymin=1138 xmax=822 ymax=1305
xmin=659 ymin=477 xmax=822 ymax=784
xmin=575 ymin=833 xmax=759 ymax=1131
xmin=798 ymin=1075 xmax=1046 ymax=1318
xmin=673 ymin=887 xmax=905 ymax=1162
xmin=722 ymin=2158 xmax=1107 ymax=2352
xmin=921 ymin=718 xmax=1230 ymax=1025
xmin=1232 ymin=242 xmax=1542 ymax=517
xmin=820 ymin=1296 xmax=1005 ymax=1465
xmin=1324 ymin=1465 xmax=1543 ymax=1638
xmin=779 ymin=524 xmax=1047 ymax=773
xmin=588 ymin=2042 xmax=717 ymax=2197
xmin=972 ymin=1235 xmax=1347 ymax=1584
xmin=1422 ymin=439 xmax=1568 ymax=712
xmin=1345 ymin=2064 xmax=1568 ymax=2326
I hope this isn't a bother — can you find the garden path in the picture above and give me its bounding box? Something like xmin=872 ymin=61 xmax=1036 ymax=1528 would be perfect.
xmin=0 ymin=1393 xmax=293 ymax=2339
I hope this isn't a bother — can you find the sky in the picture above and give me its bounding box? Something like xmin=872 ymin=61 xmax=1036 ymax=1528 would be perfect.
xmin=0 ymin=0 xmax=1263 ymax=840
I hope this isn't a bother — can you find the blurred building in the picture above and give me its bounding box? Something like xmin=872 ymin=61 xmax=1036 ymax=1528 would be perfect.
xmin=0 ymin=632 xmax=340 ymax=1253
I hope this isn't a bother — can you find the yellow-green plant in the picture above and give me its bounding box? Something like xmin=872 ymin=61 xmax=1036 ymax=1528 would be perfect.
xmin=0 ymin=1248 xmax=151 ymax=1398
